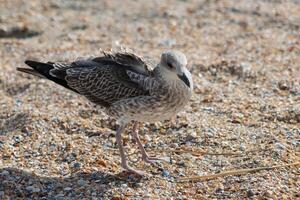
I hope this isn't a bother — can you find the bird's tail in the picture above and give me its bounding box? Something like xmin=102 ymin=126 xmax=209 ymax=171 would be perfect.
xmin=17 ymin=60 xmax=54 ymax=79
xmin=17 ymin=60 xmax=77 ymax=92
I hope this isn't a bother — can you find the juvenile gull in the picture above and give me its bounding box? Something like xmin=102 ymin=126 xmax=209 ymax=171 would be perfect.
xmin=17 ymin=50 xmax=193 ymax=175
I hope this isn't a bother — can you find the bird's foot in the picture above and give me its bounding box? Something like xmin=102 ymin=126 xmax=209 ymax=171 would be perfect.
xmin=142 ymin=156 xmax=171 ymax=164
xmin=122 ymin=164 xmax=145 ymax=176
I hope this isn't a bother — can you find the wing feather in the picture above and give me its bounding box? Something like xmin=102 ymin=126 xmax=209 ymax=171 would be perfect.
xmin=20 ymin=51 xmax=154 ymax=107
xmin=63 ymin=58 xmax=150 ymax=107
xmin=93 ymin=50 xmax=154 ymax=76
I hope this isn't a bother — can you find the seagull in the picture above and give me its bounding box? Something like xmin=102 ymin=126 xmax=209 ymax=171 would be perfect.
xmin=17 ymin=50 xmax=193 ymax=175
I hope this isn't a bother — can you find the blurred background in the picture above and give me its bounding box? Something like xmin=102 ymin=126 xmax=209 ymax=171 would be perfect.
xmin=0 ymin=0 xmax=299 ymax=199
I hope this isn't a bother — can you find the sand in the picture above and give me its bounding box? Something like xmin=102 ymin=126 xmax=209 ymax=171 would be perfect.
xmin=0 ymin=0 xmax=299 ymax=199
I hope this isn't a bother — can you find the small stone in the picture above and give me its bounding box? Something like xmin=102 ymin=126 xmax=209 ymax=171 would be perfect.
xmin=26 ymin=186 xmax=40 ymax=193
xmin=291 ymin=140 xmax=300 ymax=147
xmin=177 ymin=161 xmax=186 ymax=167
xmin=240 ymin=143 xmax=246 ymax=151
xmin=13 ymin=135 xmax=23 ymax=144
xmin=215 ymin=187 xmax=224 ymax=194
xmin=247 ymin=189 xmax=254 ymax=197
xmin=15 ymin=99 xmax=22 ymax=106
xmin=275 ymin=142 xmax=285 ymax=150
xmin=77 ymin=179 xmax=86 ymax=186
xmin=178 ymin=171 xmax=185 ymax=176
xmin=64 ymin=187 xmax=72 ymax=191
xmin=202 ymin=127 xmax=215 ymax=138
xmin=55 ymin=193 xmax=65 ymax=198
xmin=91 ymin=172 xmax=99 ymax=180
xmin=1 ymin=170 xmax=9 ymax=176
xmin=169 ymin=143 xmax=178 ymax=148
xmin=71 ymin=162 xmax=81 ymax=169
xmin=136 ymin=183 xmax=143 ymax=187
xmin=144 ymin=134 xmax=151 ymax=142
xmin=239 ymin=62 xmax=253 ymax=76
xmin=186 ymin=135 xmax=196 ymax=141
xmin=278 ymin=80 xmax=291 ymax=90
xmin=290 ymin=86 xmax=300 ymax=95
xmin=162 ymin=170 xmax=170 ymax=177
xmin=26 ymin=186 xmax=34 ymax=192
xmin=32 ymin=187 xmax=40 ymax=193
xmin=159 ymin=38 xmax=176 ymax=46
xmin=202 ymin=107 xmax=215 ymax=112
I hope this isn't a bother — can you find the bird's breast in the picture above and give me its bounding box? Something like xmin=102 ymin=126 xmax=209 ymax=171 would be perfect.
xmin=108 ymin=80 xmax=192 ymax=123
xmin=134 ymin=82 xmax=191 ymax=122
xmin=155 ymin=82 xmax=191 ymax=113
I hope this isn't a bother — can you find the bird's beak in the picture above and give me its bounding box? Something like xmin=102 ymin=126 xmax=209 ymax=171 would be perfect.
xmin=178 ymin=73 xmax=190 ymax=88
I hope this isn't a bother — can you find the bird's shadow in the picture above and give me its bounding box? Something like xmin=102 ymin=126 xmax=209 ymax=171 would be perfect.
xmin=0 ymin=167 xmax=144 ymax=199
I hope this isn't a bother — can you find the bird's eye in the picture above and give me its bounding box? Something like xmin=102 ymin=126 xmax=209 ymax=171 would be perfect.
xmin=167 ymin=62 xmax=173 ymax=69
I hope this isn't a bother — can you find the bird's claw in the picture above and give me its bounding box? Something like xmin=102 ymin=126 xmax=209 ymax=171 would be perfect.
xmin=122 ymin=164 xmax=145 ymax=176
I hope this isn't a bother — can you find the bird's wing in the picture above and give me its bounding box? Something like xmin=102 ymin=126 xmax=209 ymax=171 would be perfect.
xmin=64 ymin=60 xmax=150 ymax=107
xmin=94 ymin=50 xmax=154 ymax=76
xmin=93 ymin=51 xmax=156 ymax=91
xmin=18 ymin=52 xmax=154 ymax=107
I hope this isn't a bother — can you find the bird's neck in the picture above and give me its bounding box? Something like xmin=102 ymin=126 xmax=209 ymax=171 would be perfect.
xmin=152 ymin=67 xmax=191 ymax=99
xmin=154 ymin=67 xmax=178 ymax=83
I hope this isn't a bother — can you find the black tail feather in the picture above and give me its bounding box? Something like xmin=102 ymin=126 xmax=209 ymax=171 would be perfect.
xmin=23 ymin=60 xmax=54 ymax=79
xmin=17 ymin=60 xmax=78 ymax=93
xmin=16 ymin=67 xmax=45 ymax=78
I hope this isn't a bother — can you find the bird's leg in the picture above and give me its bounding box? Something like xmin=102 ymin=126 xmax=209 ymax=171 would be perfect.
xmin=131 ymin=122 xmax=170 ymax=164
xmin=115 ymin=123 xmax=144 ymax=175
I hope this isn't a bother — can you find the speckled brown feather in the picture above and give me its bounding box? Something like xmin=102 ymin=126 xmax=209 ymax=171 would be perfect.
xmin=19 ymin=51 xmax=154 ymax=107
xmin=65 ymin=64 xmax=149 ymax=107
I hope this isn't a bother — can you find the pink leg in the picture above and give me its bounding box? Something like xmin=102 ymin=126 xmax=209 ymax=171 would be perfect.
xmin=116 ymin=123 xmax=144 ymax=175
xmin=131 ymin=122 xmax=170 ymax=164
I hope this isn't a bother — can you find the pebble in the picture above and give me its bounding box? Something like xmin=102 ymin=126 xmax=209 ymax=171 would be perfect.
xmin=162 ymin=170 xmax=170 ymax=177
xmin=202 ymin=127 xmax=216 ymax=138
xmin=247 ymin=189 xmax=255 ymax=197
xmin=290 ymin=140 xmax=300 ymax=147
xmin=64 ymin=187 xmax=73 ymax=191
xmin=178 ymin=171 xmax=185 ymax=176
xmin=26 ymin=186 xmax=40 ymax=193
xmin=1 ymin=170 xmax=9 ymax=176
xmin=144 ymin=134 xmax=151 ymax=142
xmin=77 ymin=179 xmax=86 ymax=186
xmin=169 ymin=143 xmax=178 ymax=148
xmin=136 ymin=183 xmax=143 ymax=187
xmin=202 ymin=107 xmax=215 ymax=112
xmin=55 ymin=193 xmax=65 ymax=198
xmin=215 ymin=187 xmax=224 ymax=194
xmin=91 ymin=172 xmax=99 ymax=180
xmin=159 ymin=38 xmax=176 ymax=46
xmin=240 ymin=143 xmax=246 ymax=151
xmin=186 ymin=130 xmax=197 ymax=141
xmin=71 ymin=162 xmax=81 ymax=169
xmin=239 ymin=62 xmax=253 ymax=77
xmin=275 ymin=142 xmax=285 ymax=150
xmin=12 ymin=135 xmax=23 ymax=144
xmin=177 ymin=161 xmax=186 ymax=167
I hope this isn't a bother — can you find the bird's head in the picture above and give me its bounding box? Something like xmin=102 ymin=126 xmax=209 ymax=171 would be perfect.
xmin=159 ymin=50 xmax=193 ymax=89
